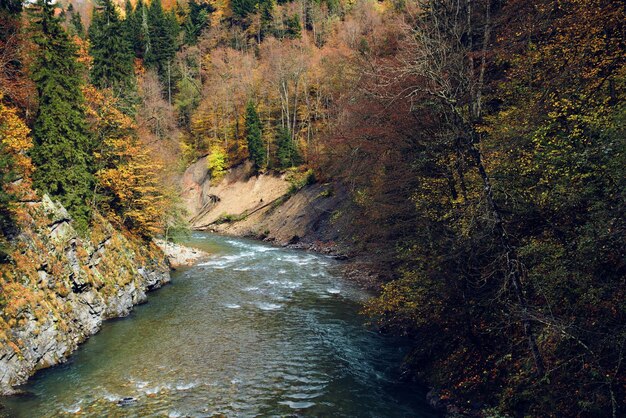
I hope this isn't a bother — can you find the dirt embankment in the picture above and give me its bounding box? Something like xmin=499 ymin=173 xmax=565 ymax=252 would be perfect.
xmin=180 ymin=159 xmax=352 ymax=256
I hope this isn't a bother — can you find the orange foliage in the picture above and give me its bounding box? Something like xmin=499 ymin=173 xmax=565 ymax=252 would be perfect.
xmin=84 ymin=86 xmax=167 ymax=237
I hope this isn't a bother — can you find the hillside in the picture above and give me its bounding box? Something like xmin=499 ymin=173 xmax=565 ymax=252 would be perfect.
xmin=1 ymin=0 xmax=625 ymax=415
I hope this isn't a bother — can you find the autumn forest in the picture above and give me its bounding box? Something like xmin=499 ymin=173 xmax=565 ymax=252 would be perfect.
xmin=0 ymin=0 xmax=625 ymax=416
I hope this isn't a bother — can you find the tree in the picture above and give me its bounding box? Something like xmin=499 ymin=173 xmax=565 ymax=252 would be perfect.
xmin=146 ymin=0 xmax=179 ymax=81
xmin=0 ymin=97 xmax=33 ymax=262
xmin=275 ymin=126 xmax=300 ymax=168
xmin=125 ymin=0 xmax=149 ymax=58
xmin=245 ymin=100 xmax=265 ymax=169
xmin=29 ymin=0 xmax=94 ymax=232
xmin=89 ymin=0 xmax=134 ymax=94
xmin=183 ymin=0 xmax=213 ymax=45
xmin=84 ymin=86 xmax=166 ymax=237
xmin=69 ymin=10 xmax=84 ymax=38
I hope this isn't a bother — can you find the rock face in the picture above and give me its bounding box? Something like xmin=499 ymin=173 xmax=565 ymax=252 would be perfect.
xmin=0 ymin=195 xmax=170 ymax=395
xmin=180 ymin=160 xmax=351 ymax=254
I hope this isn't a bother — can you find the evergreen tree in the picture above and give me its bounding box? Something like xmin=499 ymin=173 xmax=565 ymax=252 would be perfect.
xmin=146 ymin=0 xmax=178 ymax=79
xmin=69 ymin=10 xmax=84 ymax=38
xmin=124 ymin=0 xmax=146 ymax=58
xmin=255 ymin=0 xmax=273 ymax=40
xmin=30 ymin=0 xmax=93 ymax=231
xmin=0 ymin=0 xmax=16 ymax=260
xmin=245 ymin=101 xmax=265 ymax=169
xmin=231 ymin=0 xmax=257 ymax=20
xmin=183 ymin=0 xmax=213 ymax=45
xmin=284 ymin=14 xmax=301 ymax=39
xmin=0 ymin=141 xmax=16 ymax=262
xmin=89 ymin=0 xmax=134 ymax=93
xmin=275 ymin=127 xmax=301 ymax=169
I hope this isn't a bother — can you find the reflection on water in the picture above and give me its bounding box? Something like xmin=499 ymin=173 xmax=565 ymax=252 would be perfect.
xmin=0 ymin=233 xmax=437 ymax=417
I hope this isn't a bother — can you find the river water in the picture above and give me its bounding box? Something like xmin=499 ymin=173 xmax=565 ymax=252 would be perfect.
xmin=1 ymin=233 xmax=436 ymax=417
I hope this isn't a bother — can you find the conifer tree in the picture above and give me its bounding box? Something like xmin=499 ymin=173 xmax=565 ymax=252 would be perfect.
xmin=245 ymin=101 xmax=265 ymax=170
xmin=183 ymin=0 xmax=212 ymax=45
xmin=124 ymin=0 xmax=145 ymax=58
xmin=0 ymin=141 xmax=16 ymax=262
xmin=30 ymin=0 xmax=93 ymax=231
xmin=276 ymin=127 xmax=301 ymax=169
xmin=89 ymin=0 xmax=134 ymax=94
xmin=146 ymin=0 xmax=178 ymax=78
xmin=69 ymin=10 xmax=84 ymax=38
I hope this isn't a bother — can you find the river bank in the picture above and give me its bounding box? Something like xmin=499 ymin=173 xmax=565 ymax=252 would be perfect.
xmin=0 ymin=233 xmax=438 ymax=417
xmin=0 ymin=196 xmax=171 ymax=396
xmin=178 ymin=161 xmax=467 ymax=415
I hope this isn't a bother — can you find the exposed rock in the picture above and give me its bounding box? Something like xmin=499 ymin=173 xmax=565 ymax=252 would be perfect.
xmin=154 ymin=239 xmax=211 ymax=268
xmin=181 ymin=160 xmax=352 ymax=255
xmin=0 ymin=195 xmax=170 ymax=395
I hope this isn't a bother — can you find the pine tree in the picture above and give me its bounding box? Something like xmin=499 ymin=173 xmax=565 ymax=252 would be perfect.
xmin=275 ymin=127 xmax=301 ymax=169
xmin=30 ymin=0 xmax=93 ymax=232
xmin=89 ymin=0 xmax=134 ymax=94
xmin=245 ymin=101 xmax=265 ymax=170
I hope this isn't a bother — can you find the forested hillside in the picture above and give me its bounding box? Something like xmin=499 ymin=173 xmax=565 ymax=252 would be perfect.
xmin=1 ymin=0 xmax=625 ymax=415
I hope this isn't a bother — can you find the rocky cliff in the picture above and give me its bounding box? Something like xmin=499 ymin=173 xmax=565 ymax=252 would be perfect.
xmin=181 ymin=159 xmax=351 ymax=254
xmin=0 ymin=195 xmax=170 ymax=395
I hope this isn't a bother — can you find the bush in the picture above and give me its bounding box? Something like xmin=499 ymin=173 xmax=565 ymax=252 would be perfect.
xmin=207 ymin=144 xmax=228 ymax=184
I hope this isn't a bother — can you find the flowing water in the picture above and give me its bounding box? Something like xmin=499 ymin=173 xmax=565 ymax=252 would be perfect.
xmin=0 ymin=233 xmax=436 ymax=417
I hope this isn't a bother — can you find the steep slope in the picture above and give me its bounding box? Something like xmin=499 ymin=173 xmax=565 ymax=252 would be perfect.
xmin=181 ymin=159 xmax=351 ymax=254
xmin=0 ymin=195 xmax=170 ymax=395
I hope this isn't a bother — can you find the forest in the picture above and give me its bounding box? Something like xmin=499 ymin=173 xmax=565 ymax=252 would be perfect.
xmin=1 ymin=0 xmax=625 ymax=416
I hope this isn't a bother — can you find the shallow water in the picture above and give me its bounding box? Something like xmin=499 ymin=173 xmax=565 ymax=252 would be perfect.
xmin=0 ymin=233 xmax=436 ymax=417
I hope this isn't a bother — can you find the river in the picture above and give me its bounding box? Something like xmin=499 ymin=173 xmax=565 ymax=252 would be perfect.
xmin=0 ymin=233 xmax=437 ymax=417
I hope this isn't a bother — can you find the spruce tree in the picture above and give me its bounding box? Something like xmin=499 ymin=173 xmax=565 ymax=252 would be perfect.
xmin=124 ymin=0 xmax=144 ymax=58
xmin=245 ymin=101 xmax=265 ymax=170
xmin=146 ymin=0 xmax=178 ymax=78
xmin=276 ymin=127 xmax=301 ymax=169
xmin=69 ymin=10 xmax=84 ymax=38
xmin=183 ymin=0 xmax=212 ymax=45
xmin=30 ymin=0 xmax=93 ymax=231
xmin=89 ymin=0 xmax=134 ymax=93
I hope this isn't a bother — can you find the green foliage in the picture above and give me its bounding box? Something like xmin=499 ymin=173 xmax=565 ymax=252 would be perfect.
xmin=0 ymin=142 xmax=16 ymax=262
xmin=0 ymin=0 xmax=22 ymax=13
xmin=206 ymin=144 xmax=228 ymax=183
xmin=286 ymin=168 xmax=314 ymax=194
xmin=245 ymin=101 xmax=266 ymax=170
xmin=231 ymin=0 xmax=258 ymax=19
xmin=275 ymin=127 xmax=301 ymax=169
xmin=29 ymin=0 xmax=94 ymax=232
xmin=69 ymin=10 xmax=84 ymax=38
xmin=125 ymin=0 xmax=149 ymax=58
xmin=215 ymin=212 xmax=247 ymax=224
xmin=145 ymin=0 xmax=179 ymax=79
xmin=183 ymin=0 xmax=213 ymax=45
xmin=89 ymin=0 xmax=135 ymax=94
xmin=283 ymin=13 xmax=301 ymax=39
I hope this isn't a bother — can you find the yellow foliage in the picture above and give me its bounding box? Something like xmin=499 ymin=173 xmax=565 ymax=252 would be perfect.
xmin=84 ymin=86 xmax=167 ymax=237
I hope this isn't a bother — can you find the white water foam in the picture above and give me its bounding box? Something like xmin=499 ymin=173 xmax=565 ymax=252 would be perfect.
xmin=256 ymin=302 xmax=282 ymax=311
xmin=279 ymin=400 xmax=316 ymax=409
